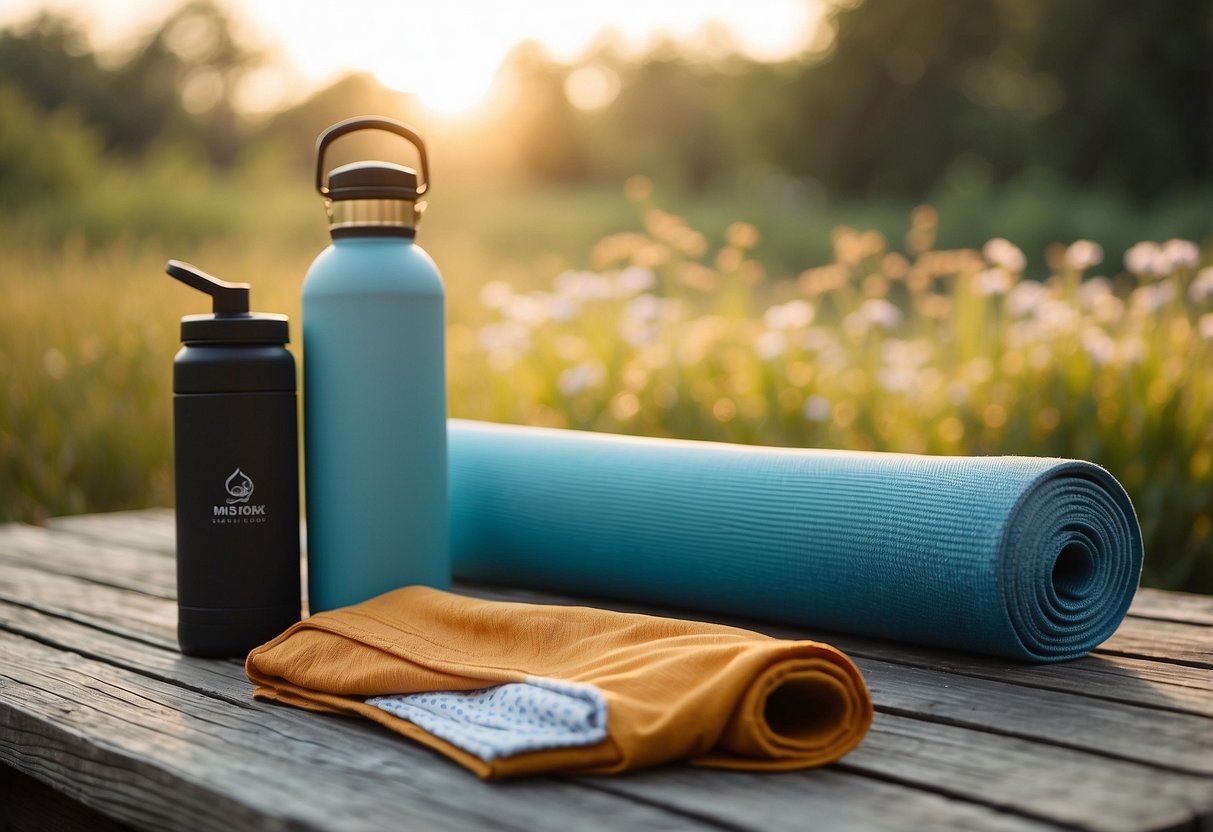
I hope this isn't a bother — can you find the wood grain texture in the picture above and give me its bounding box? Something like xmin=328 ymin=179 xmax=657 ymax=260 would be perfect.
xmin=0 ymin=522 xmax=176 ymax=597
xmin=0 ymin=563 xmax=1070 ymax=832
xmin=1099 ymin=616 xmax=1213 ymax=668
xmin=1 ymin=629 xmax=727 ymax=832
xmin=45 ymin=510 xmax=176 ymax=556
xmin=7 ymin=594 xmax=1211 ymax=832
xmin=840 ymin=714 xmax=1213 ymax=832
xmin=1129 ymin=588 xmax=1213 ymax=626
xmin=0 ymin=599 xmax=1063 ymax=832
xmin=2 ymin=513 xmax=1212 ymax=832
xmin=0 ymin=764 xmax=135 ymax=832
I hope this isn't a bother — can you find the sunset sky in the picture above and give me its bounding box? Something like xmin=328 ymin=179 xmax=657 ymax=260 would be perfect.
xmin=0 ymin=0 xmax=825 ymax=114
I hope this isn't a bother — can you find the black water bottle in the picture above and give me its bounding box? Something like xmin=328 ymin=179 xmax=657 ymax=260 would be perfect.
xmin=168 ymin=260 xmax=300 ymax=657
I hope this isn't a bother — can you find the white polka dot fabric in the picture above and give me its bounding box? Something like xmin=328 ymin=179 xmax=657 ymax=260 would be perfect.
xmin=366 ymin=676 xmax=608 ymax=762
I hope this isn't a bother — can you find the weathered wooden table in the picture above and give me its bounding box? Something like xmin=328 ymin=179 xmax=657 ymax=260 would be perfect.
xmin=0 ymin=510 xmax=1210 ymax=832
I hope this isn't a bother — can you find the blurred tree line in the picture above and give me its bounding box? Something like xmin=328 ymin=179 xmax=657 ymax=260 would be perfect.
xmin=2 ymin=0 xmax=1210 ymax=210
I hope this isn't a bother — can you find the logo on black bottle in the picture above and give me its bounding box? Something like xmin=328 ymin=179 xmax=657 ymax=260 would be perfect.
xmin=225 ymin=468 xmax=254 ymax=504
xmin=213 ymin=467 xmax=267 ymax=523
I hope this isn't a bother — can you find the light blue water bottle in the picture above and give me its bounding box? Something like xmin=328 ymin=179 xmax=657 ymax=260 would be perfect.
xmin=303 ymin=116 xmax=448 ymax=613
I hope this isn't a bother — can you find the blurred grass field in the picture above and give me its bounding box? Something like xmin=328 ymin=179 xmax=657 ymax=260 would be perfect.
xmin=2 ymin=172 xmax=1211 ymax=593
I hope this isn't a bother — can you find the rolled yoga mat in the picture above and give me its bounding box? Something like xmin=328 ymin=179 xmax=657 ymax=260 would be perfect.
xmin=448 ymin=420 xmax=1143 ymax=662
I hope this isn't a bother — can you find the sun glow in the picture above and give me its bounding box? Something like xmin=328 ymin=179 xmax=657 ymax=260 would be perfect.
xmin=236 ymin=0 xmax=822 ymax=118
xmin=0 ymin=0 xmax=823 ymax=118
xmin=415 ymin=76 xmax=492 ymax=116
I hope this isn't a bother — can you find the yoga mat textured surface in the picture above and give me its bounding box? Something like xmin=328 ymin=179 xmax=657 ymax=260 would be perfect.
xmin=449 ymin=420 xmax=1143 ymax=662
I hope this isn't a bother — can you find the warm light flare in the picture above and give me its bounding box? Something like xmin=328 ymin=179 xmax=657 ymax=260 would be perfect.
xmin=0 ymin=0 xmax=822 ymax=117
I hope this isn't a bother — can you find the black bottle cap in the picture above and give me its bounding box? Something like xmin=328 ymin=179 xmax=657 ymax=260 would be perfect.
xmin=327 ymin=160 xmax=420 ymax=201
xmin=314 ymin=116 xmax=430 ymax=200
xmin=167 ymin=260 xmax=290 ymax=344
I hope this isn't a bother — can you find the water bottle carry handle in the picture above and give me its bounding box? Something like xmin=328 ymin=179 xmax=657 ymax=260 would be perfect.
xmin=314 ymin=116 xmax=430 ymax=197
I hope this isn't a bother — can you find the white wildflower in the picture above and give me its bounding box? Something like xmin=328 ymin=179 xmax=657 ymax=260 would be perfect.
xmin=983 ymin=238 xmax=1026 ymax=273
xmin=858 ymin=298 xmax=903 ymax=330
xmin=1005 ymin=280 xmax=1049 ymax=317
xmin=1129 ymin=280 xmax=1177 ymax=314
xmin=977 ymin=268 xmax=1013 ymax=296
xmin=1199 ymin=313 xmax=1213 ymax=340
xmin=1037 ymin=299 xmax=1080 ymax=334
xmin=618 ymin=317 xmax=657 ymax=348
xmin=1076 ymin=276 xmax=1112 ymax=308
xmin=754 ymin=330 xmax=787 ymax=360
xmin=1190 ymin=267 xmax=1213 ymax=303
xmin=1065 ymin=240 xmax=1103 ymax=271
xmin=554 ymin=270 xmax=615 ymax=301
xmin=762 ymin=300 xmax=816 ymax=330
xmin=478 ymin=321 xmax=532 ymax=370
xmin=1162 ymin=238 xmax=1200 ymax=271
xmin=479 ymin=280 xmax=514 ymax=310
xmin=802 ymin=395 xmax=832 ymax=422
xmin=502 ymin=293 xmax=551 ymax=327
xmin=1082 ymin=285 xmax=1124 ymax=325
xmin=1081 ymin=326 xmax=1116 ymax=367
xmin=557 ymin=361 xmax=606 ymax=396
xmin=614 ymin=266 xmax=657 ymax=296
xmin=1124 ymin=242 xmax=1164 ymax=276
xmin=545 ymin=294 xmax=579 ymax=322
xmin=625 ymin=293 xmax=663 ymax=321
xmin=619 ymin=294 xmax=681 ymax=347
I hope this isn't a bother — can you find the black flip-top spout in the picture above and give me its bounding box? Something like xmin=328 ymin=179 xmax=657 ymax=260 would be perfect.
xmin=167 ymin=259 xmax=250 ymax=315
xmin=166 ymin=259 xmax=288 ymax=345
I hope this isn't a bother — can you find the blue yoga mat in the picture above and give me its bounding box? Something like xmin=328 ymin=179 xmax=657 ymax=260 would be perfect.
xmin=448 ymin=420 xmax=1143 ymax=662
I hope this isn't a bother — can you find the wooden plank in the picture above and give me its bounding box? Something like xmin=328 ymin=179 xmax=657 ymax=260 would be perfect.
xmin=1 ymin=629 xmax=746 ymax=832
xmin=4 ymin=552 xmax=1211 ymax=793
xmin=0 ymin=560 xmax=176 ymax=648
xmin=841 ymin=714 xmax=1213 ymax=832
xmin=1130 ymin=587 xmax=1213 ymax=626
xmin=6 ymin=552 xmax=1207 ymax=781
xmin=0 ymin=764 xmax=135 ymax=832
xmin=0 ymin=600 xmax=249 ymax=698
xmin=0 ymin=613 xmax=1074 ymax=832
xmin=855 ymin=660 xmax=1213 ymax=776
xmin=3 ymin=513 xmax=1211 ymax=831
xmin=1099 ymin=616 xmax=1213 ymax=668
xmin=0 ymin=523 xmax=176 ymax=598
xmin=43 ymin=510 xmax=176 ymax=556
xmin=4 ymin=599 xmax=1207 ymax=832
xmin=582 ymin=768 xmax=1054 ymax=832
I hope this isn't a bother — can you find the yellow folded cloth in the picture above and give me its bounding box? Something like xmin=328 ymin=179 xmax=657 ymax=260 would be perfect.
xmin=245 ymin=586 xmax=872 ymax=779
